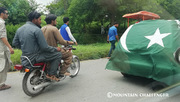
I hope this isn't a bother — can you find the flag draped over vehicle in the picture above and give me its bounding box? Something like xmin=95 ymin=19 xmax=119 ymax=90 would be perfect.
xmin=106 ymin=20 xmax=180 ymax=85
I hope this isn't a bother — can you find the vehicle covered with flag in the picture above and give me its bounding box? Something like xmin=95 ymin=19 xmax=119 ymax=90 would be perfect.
xmin=106 ymin=20 xmax=180 ymax=85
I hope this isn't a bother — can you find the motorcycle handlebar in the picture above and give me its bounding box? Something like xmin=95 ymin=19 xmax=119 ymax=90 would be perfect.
xmin=62 ymin=45 xmax=76 ymax=50
xmin=71 ymin=47 xmax=76 ymax=50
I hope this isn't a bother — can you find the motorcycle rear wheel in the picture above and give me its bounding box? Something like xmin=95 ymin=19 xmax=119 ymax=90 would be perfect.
xmin=22 ymin=69 xmax=45 ymax=97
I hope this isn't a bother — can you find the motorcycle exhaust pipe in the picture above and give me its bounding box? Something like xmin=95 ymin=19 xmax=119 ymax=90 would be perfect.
xmin=33 ymin=82 xmax=52 ymax=90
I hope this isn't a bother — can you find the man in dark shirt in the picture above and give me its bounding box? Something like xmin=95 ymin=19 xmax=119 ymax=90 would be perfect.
xmin=12 ymin=11 xmax=61 ymax=81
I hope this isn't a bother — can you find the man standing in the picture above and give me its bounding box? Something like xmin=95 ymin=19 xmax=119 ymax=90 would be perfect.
xmin=60 ymin=17 xmax=78 ymax=46
xmin=107 ymin=22 xmax=119 ymax=58
xmin=13 ymin=11 xmax=61 ymax=82
xmin=0 ymin=7 xmax=14 ymax=91
xmin=41 ymin=14 xmax=74 ymax=76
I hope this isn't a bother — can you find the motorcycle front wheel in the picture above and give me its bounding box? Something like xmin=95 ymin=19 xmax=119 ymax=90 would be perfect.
xmin=22 ymin=69 xmax=45 ymax=97
xmin=69 ymin=55 xmax=80 ymax=78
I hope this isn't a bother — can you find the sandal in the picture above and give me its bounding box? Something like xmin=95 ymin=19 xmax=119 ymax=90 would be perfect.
xmin=60 ymin=72 xmax=71 ymax=76
xmin=0 ymin=84 xmax=11 ymax=91
xmin=46 ymin=75 xmax=60 ymax=82
xmin=64 ymin=72 xmax=71 ymax=76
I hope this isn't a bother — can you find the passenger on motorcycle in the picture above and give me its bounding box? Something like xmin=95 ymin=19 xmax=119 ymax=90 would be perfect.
xmin=12 ymin=11 xmax=61 ymax=82
xmin=41 ymin=14 xmax=74 ymax=76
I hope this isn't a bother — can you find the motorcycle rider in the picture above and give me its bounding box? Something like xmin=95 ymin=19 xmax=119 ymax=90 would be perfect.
xmin=41 ymin=14 xmax=74 ymax=76
xmin=12 ymin=11 xmax=61 ymax=82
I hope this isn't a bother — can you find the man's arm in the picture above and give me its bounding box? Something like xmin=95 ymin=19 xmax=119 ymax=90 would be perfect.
xmin=1 ymin=37 xmax=14 ymax=54
xmin=0 ymin=22 xmax=14 ymax=54
xmin=107 ymin=35 xmax=109 ymax=43
xmin=65 ymin=27 xmax=78 ymax=45
xmin=12 ymin=31 xmax=21 ymax=49
xmin=115 ymin=29 xmax=119 ymax=42
xmin=54 ymin=28 xmax=74 ymax=45
xmin=116 ymin=35 xmax=119 ymax=42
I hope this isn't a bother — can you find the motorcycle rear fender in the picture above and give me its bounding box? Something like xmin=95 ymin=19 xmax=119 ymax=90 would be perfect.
xmin=14 ymin=64 xmax=23 ymax=70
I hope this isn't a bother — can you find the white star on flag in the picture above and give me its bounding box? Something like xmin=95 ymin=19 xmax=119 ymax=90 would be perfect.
xmin=145 ymin=28 xmax=171 ymax=48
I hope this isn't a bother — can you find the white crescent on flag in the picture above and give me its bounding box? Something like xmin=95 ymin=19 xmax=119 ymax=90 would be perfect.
xmin=120 ymin=25 xmax=133 ymax=52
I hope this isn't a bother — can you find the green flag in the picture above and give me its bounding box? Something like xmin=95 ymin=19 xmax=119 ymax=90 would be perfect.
xmin=106 ymin=20 xmax=180 ymax=85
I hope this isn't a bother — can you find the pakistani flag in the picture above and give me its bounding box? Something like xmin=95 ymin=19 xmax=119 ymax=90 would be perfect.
xmin=106 ymin=20 xmax=180 ymax=85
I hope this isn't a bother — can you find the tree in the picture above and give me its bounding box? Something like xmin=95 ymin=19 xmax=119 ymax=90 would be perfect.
xmin=68 ymin=0 xmax=107 ymax=33
xmin=156 ymin=0 xmax=180 ymax=19
xmin=46 ymin=0 xmax=180 ymax=34
xmin=0 ymin=0 xmax=38 ymax=25
xmin=46 ymin=0 xmax=72 ymax=16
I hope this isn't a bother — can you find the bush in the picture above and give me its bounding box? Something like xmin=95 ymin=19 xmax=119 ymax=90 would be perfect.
xmin=10 ymin=49 xmax=22 ymax=71
xmin=73 ymin=33 xmax=107 ymax=44
xmin=6 ymin=24 xmax=23 ymax=45
xmin=11 ymin=49 xmax=22 ymax=65
xmin=56 ymin=16 xmax=64 ymax=29
xmin=87 ymin=21 xmax=101 ymax=34
xmin=41 ymin=15 xmax=46 ymax=27
xmin=72 ymin=43 xmax=110 ymax=60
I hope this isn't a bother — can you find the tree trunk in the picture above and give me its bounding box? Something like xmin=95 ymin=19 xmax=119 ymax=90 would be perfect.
xmin=63 ymin=0 xmax=68 ymax=11
xmin=110 ymin=14 xmax=115 ymax=26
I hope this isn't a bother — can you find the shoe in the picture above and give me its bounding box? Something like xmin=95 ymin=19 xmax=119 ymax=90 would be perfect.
xmin=0 ymin=84 xmax=11 ymax=91
xmin=46 ymin=75 xmax=60 ymax=82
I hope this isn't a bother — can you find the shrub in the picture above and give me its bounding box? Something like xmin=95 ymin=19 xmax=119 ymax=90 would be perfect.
xmin=73 ymin=33 xmax=107 ymax=44
xmin=72 ymin=43 xmax=110 ymax=60
xmin=6 ymin=24 xmax=23 ymax=45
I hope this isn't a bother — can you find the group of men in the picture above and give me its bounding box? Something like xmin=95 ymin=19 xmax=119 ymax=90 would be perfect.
xmin=0 ymin=6 xmax=120 ymax=91
xmin=0 ymin=7 xmax=78 ymax=90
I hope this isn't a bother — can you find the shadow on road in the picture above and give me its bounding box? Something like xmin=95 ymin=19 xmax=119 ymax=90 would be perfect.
xmin=113 ymin=73 xmax=168 ymax=91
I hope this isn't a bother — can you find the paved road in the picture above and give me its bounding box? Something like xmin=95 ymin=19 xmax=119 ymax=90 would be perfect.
xmin=0 ymin=58 xmax=179 ymax=102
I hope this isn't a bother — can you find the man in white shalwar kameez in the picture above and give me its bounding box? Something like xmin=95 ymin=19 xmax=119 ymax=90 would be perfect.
xmin=0 ymin=7 xmax=14 ymax=91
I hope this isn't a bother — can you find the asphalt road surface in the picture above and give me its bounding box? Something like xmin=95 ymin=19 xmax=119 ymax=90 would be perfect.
xmin=0 ymin=58 xmax=179 ymax=102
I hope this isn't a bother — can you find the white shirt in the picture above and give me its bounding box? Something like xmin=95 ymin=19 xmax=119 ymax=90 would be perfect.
xmin=0 ymin=18 xmax=6 ymax=39
xmin=0 ymin=18 xmax=8 ymax=51
xmin=59 ymin=26 xmax=77 ymax=42
xmin=0 ymin=18 xmax=11 ymax=72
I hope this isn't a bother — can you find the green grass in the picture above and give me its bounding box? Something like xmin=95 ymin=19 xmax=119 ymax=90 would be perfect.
xmin=72 ymin=43 xmax=110 ymax=60
xmin=10 ymin=43 xmax=111 ymax=71
xmin=11 ymin=49 xmax=22 ymax=65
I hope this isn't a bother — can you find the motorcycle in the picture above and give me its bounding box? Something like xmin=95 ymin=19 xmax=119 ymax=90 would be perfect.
xmin=14 ymin=45 xmax=80 ymax=97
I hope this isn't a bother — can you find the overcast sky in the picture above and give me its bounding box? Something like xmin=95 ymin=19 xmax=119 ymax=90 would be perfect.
xmin=34 ymin=0 xmax=54 ymax=6
xmin=33 ymin=0 xmax=55 ymax=14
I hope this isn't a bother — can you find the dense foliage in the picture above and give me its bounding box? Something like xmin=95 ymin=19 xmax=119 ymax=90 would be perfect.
xmin=0 ymin=0 xmax=38 ymax=25
xmin=0 ymin=0 xmax=180 ymax=44
xmin=47 ymin=0 xmax=180 ymax=34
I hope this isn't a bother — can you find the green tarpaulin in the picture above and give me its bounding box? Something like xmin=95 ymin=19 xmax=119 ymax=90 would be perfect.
xmin=106 ymin=20 xmax=180 ymax=85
